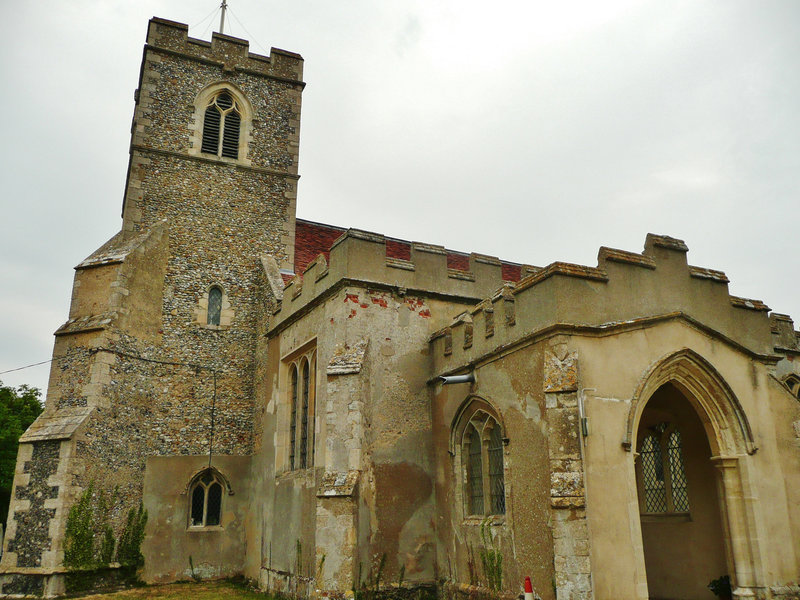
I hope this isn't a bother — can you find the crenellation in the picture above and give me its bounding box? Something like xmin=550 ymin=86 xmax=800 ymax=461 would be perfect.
xmin=145 ymin=18 xmax=303 ymax=83
xmin=433 ymin=234 xmax=784 ymax=373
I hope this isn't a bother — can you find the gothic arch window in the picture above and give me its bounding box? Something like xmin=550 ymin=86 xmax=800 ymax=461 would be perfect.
xmin=453 ymin=399 xmax=506 ymax=517
xmin=207 ymin=286 xmax=223 ymax=326
xmin=190 ymin=83 xmax=253 ymax=165
xmin=189 ymin=469 xmax=225 ymax=528
xmin=638 ymin=423 xmax=689 ymax=514
xmin=285 ymin=349 xmax=316 ymax=471
xmin=783 ymin=374 xmax=800 ymax=399
xmin=201 ymin=91 xmax=241 ymax=159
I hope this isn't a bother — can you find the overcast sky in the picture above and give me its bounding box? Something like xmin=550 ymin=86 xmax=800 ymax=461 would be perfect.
xmin=1 ymin=0 xmax=798 ymax=394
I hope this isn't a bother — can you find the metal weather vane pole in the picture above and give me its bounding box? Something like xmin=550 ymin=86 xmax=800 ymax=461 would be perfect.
xmin=219 ymin=0 xmax=228 ymax=34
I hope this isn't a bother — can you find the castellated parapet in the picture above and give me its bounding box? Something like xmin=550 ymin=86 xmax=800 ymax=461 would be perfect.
xmin=270 ymin=228 xmax=539 ymax=333
xmin=431 ymin=233 xmax=777 ymax=377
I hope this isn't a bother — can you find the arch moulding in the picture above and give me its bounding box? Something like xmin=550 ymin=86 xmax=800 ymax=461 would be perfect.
xmin=622 ymin=348 xmax=757 ymax=456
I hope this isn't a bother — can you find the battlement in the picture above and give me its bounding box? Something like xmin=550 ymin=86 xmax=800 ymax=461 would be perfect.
xmin=269 ymin=226 xmax=538 ymax=331
xmin=146 ymin=17 xmax=303 ymax=82
xmin=431 ymin=233 xmax=783 ymax=373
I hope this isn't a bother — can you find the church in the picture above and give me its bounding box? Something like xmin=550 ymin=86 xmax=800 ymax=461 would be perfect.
xmin=2 ymin=16 xmax=799 ymax=600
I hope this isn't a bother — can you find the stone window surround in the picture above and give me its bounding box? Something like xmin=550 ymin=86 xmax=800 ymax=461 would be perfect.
xmin=188 ymin=81 xmax=255 ymax=167
xmin=635 ymin=422 xmax=691 ymax=519
xmin=194 ymin=283 xmax=234 ymax=329
xmin=451 ymin=397 xmax=508 ymax=521
xmin=279 ymin=344 xmax=317 ymax=474
xmin=783 ymin=374 xmax=800 ymax=399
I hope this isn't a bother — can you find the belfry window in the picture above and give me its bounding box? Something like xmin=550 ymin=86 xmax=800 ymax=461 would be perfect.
xmin=201 ymin=91 xmax=241 ymax=159
xmin=207 ymin=286 xmax=222 ymax=326
xmin=638 ymin=423 xmax=689 ymax=514
xmin=456 ymin=403 xmax=506 ymax=517
xmin=189 ymin=470 xmax=224 ymax=527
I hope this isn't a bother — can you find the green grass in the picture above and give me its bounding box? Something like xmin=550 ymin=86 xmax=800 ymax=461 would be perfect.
xmin=76 ymin=580 xmax=274 ymax=599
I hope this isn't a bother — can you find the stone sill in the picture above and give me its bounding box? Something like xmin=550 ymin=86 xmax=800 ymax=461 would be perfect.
xmin=640 ymin=512 xmax=691 ymax=523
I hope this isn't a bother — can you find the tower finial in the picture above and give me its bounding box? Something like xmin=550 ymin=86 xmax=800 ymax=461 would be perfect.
xmin=219 ymin=0 xmax=228 ymax=34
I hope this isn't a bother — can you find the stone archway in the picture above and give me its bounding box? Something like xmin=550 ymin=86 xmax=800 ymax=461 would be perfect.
xmin=624 ymin=349 xmax=765 ymax=600
xmin=635 ymin=383 xmax=728 ymax=599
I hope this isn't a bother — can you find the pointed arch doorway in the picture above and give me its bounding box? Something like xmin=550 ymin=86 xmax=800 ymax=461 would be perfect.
xmin=624 ymin=349 xmax=764 ymax=600
xmin=635 ymin=382 xmax=728 ymax=599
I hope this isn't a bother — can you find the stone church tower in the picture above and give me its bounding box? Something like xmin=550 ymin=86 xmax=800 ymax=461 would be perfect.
xmin=0 ymin=18 xmax=304 ymax=596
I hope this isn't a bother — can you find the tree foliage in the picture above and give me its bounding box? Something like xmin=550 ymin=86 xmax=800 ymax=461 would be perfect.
xmin=0 ymin=380 xmax=43 ymax=525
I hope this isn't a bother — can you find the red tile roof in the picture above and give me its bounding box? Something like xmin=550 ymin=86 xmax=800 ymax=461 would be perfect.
xmin=292 ymin=219 xmax=523 ymax=282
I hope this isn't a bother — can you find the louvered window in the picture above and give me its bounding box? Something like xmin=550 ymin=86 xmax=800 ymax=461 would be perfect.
xmin=639 ymin=424 xmax=690 ymax=514
xmin=189 ymin=470 xmax=225 ymax=527
xmin=201 ymin=91 xmax=241 ymax=159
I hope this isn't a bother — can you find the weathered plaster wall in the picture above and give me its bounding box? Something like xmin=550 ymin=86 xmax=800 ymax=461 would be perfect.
xmin=259 ymin=282 xmax=477 ymax=594
xmin=141 ymin=455 xmax=251 ymax=582
xmin=573 ymin=321 xmax=800 ymax=599
xmin=431 ymin=346 xmax=555 ymax=600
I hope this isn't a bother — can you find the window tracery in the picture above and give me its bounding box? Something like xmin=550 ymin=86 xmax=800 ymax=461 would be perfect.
xmin=454 ymin=399 xmax=506 ymax=517
xmin=201 ymin=91 xmax=242 ymax=159
xmin=285 ymin=349 xmax=316 ymax=471
xmin=189 ymin=469 xmax=224 ymax=528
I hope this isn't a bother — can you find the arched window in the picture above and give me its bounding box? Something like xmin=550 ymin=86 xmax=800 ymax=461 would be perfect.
xmin=189 ymin=470 xmax=224 ymax=527
xmin=289 ymin=365 xmax=298 ymax=469
xmin=783 ymin=374 xmax=800 ymax=399
xmin=454 ymin=400 xmax=506 ymax=517
xmin=286 ymin=351 xmax=316 ymax=471
xmin=201 ymin=91 xmax=241 ymax=159
xmin=299 ymin=359 xmax=310 ymax=469
xmin=207 ymin=286 xmax=222 ymax=326
xmin=638 ymin=423 xmax=689 ymax=514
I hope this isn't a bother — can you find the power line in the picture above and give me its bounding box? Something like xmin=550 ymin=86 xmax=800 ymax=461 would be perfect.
xmin=1 ymin=347 xmax=220 ymax=377
xmin=0 ymin=358 xmax=54 ymax=376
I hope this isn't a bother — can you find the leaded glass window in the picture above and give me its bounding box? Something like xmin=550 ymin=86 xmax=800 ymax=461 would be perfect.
xmin=189 ymin=470 xmax=225 ymax=527
xmin=467 ymin=425 xmax=484 ymax=515
xmin=207 ymin=286 xmax=222 ymax=326
xmin=201 ymin=91 xmax=241 ymax=159
xmin=641 ymin=434 xmax=667 ymax=512
xmin=289 ymin=366 xmax=298 ymax=469
xmin=639 ymin=425 xmax=690 ymax=514
xmin=299 ymin=360 xmax=310 ymax=469
xmin=287 ymin=352 xmax=316 ymax=471
xmin=488 ymin=425 xmax=505 ymax=515
xmin=667 ymin=430 xmax=689 ymax=511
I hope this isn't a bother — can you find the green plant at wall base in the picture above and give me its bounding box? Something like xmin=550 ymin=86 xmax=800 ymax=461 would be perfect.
xmin=353 ymin=553 xmax=386 ymax=600
xmin=479 ymin=519 xmax=502 ymax=591
xmin=96 ymin=488 xmax=116 ymax=566
xmin=64 ymin=483 xmax=97 ymax=569
xmin=116 ymin=503 xmax=148 ymax=567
